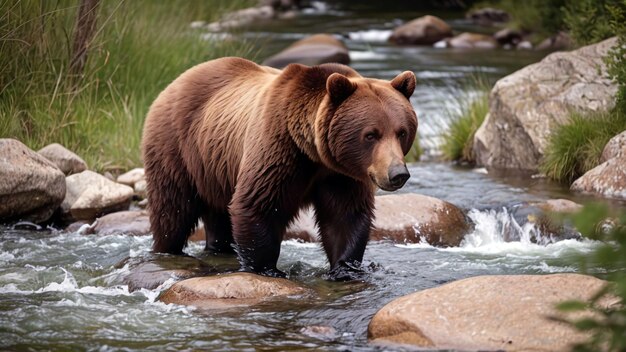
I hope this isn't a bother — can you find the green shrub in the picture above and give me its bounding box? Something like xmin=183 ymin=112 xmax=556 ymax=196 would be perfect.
xmin=0 ymin=0 xmax=255 ymax=172
xmin=554 ymin=203 xmax=626 ymax=352
xmin=540 ymin=110 xmax=626 ymax=184
xmin=405 ymin=140 xmax=423 ymax=163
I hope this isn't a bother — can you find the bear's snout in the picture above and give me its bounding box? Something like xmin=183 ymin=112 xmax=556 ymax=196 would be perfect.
xmin=388 ymin=164 xmax=410 ymax=189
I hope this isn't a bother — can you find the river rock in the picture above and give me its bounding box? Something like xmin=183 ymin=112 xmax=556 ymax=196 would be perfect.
xmin=116 ymin=254 xmax=215 ymax=292
xmin=369 ymin=274 xmax=616 ymax=351
xmin=37 ymin=143 xmax=87 ymax=175
xmin=371 ymin=194 xmax=468 ymax=246
xmin=389 ymin=15 xmax=453 ymax=46
xmin=534 ymin=199 xmax=583 ymax=213
xmin=159 ymin=273 xmax=308 ymax=309
xmin=91 ymin=210 xmax=150 ymax=236
xmin=207 ymin=5 xmax=274 ymax=31
xmin=493 ymin=28 xmax=523 ymax=46
xmin=473 ymin=37 xmax=618 ymax=171
xmin=571 ymin=156 xmax=626 ymax=200
xmin=0 ymin=139 xmax=66 ymax=223
xmin=116 ymin=168 xmax=144 ymax=187
xmin=134 ymin=179 xmax=147 ymax=199
xmin=466 ymin=7 xmax=510 ymax=26
xmin=61 ymin=170 xmax=134 ymax=221
xmin=263 ymin=34 xmax=350 ymax=69
xmin=444 ymin=32 xmax=498 ymax=49
xmin=601 ymin=130 xmax=626 ymax=163
xmin=537 ymin=31 xmax=572 ymax=51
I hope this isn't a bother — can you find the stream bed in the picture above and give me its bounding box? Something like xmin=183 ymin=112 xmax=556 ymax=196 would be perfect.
xmin=0 ymin=2 xmax=620 ymax=351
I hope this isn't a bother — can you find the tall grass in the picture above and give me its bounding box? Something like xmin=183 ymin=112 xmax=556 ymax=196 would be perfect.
xmin=540 ymin=110 xmax=626 ymax=184
xmin=440 ymin=77 xmax=490 ymax=163
xmin=0 ymin=0 xmax=255 ymax=172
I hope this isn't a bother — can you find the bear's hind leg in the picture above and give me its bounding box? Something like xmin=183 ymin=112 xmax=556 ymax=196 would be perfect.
xmin=146 ymin=168 xmax=201 ymax=255
xmin=202 ymin=210 xmax=235 ymax=254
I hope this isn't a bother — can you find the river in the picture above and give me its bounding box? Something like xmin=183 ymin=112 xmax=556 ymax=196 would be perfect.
xmin=0 ymin=2 xmax=617 ymax=351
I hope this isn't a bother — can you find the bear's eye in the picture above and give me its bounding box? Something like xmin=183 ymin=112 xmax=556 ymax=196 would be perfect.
xmin=398 ymin=130 xmax=407 ymax=139
xmin=365 ymin=132 xmax=378 ymax=142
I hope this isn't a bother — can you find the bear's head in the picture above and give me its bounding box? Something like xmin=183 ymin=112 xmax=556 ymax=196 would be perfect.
xmin=315 ymin=68 xmax=417 ymax=191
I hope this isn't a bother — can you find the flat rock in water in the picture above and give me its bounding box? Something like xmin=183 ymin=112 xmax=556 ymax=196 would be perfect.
xmin=263 ymin=34 xmax=350 ymax=69
xmin=371 ymin=194 xmax=468 ymax=246
xmin=368 ymin=274 xmax=616 ymax=351
xmin=533 ymin=198 xmax=583 ymax=214
xmin=473 ymin=37 xmax=618 ymax=171
xmin=601 ymin=130 xmax=626 ymax=163
xmin=389 ymin=15 xmax=452 ymax=45
xmin=116 ymin=254 xmax=216 ymax=292
xmin=61 ymin=170 xmax=134 ymax=221
xmin=571 ymin=156 xmax=626 ymax=200
xmin=116 ymin=168 xmax=144 ymax=187
xmin=0 ymin=139 xmax=66 ymax=223
xmin=92 ymin=210 xmax=150 ymax=236
xmin=37 ymin=143 xmax=87 ymax=175
xmin=159 ymin=272 xmax=309 ymax=309
xmin=446 ymin=32 xmax=498 ymax=49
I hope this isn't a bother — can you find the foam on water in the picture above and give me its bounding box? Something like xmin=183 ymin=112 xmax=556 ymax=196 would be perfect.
xmin=347 ymin=29 xmax=392 ymax=42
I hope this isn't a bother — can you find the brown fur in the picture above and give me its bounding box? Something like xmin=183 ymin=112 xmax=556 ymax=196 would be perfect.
xmin=142 ymin=57 xmax=417 ymax=279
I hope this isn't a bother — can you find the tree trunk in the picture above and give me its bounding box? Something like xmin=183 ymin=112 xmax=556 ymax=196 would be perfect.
xmin=69 ymin=0 xmax=100 ymax=79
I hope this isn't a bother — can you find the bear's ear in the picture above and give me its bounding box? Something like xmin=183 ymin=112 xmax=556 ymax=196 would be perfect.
xmin=390 ymin=71 xmax=416 ymax=99
xmin=326 ymin=73 xmax=357 ymax=105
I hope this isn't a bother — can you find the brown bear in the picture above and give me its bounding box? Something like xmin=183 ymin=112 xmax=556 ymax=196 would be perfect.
xmin=142 ymin=57 xmax=417 ymax=279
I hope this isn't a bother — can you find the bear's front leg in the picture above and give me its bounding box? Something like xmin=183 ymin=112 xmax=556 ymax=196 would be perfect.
xmin=313 ymin=174 xmax=375 ymax=281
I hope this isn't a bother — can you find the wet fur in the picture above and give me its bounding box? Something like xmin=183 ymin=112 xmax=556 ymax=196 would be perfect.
xmin=142 ymin=57 xmax=416 ymax=278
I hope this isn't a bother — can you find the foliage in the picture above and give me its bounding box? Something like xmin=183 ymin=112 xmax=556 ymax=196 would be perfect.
xmin=603 ymin=1 xmax=626 ymax=113
xmin=405 ymin=140 xmax=423 ymax=163
xmin=441 ymin=77 xmax=490 ymax=163
xmin=563 ymin=0 xmax=621 ymax=46
xmin=540 ymin=110 xmax=626 ymax=184
xmin=554 ymin=204 xmax=626 ymax=352
xmin=0 ymin=0 xmax=255 ymax=172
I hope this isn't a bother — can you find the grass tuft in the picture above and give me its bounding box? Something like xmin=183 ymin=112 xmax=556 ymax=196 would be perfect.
xmin=0 ymin=0 xmax=255 ymax=172
xmin=540 ymin=109 xmax=626 ymax=184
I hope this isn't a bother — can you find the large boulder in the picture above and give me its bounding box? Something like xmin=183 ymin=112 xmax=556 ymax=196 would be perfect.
xmin=600 ymin=130 xmax=626 ymax=163
xmin=439 ymin=32 xmax=498 ymax=49
xmin=571 ymin=156 xmax=626 ymax=200
xmin=61 ymin=170 xmax=134 ymax=221
xmin=371 ymin=194 xmax=468 ymax=246
xmin=159 ymin=272 xmax=309 ymax=309
xmin=37 ymin=143 xmax=87 ymax=175
xmin=369 ymin=274 xmax=616 ymax=351
xmin=262 ymin=34 xmax=350 ymax=69
xmin=473 ymin=37 xmax=619 ymax=171
xmin=0 ymin=139 xmax=66 ymax=223
xmin=389 ymin=15 xmax=453 ymax=46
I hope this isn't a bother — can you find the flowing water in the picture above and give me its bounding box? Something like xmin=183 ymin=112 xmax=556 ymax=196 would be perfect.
xmin=1 ymin=3 xmax=621 ymax=351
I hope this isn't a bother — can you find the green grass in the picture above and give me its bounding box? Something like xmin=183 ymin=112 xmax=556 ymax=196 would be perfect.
xmin=441 ymin=78 xmax=490 ymax=163
xmin=405 ymin=140 xmax=423 ymax=163
xmin=0 ymin=0 xmax=255 ymax=172
xmin=540 ymin=109 xmax=626 ymax=184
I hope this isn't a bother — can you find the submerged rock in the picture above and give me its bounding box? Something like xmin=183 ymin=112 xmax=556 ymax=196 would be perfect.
xmin=571 ymin=156 xmax=626 ymax=200
xmin=372 ymin=194 xmax=468 ymax=246
xmin=0 ymin=139 xmax=66 ymax=223
xmin=389 ymin=15 xmax=452 ymax=45
xmin=473 ymin=37 xmax=618 ymax=171
xmin=369 ymin=274 xmax=616 ymax=351
xmin=534 ymin=198 xmax=583 ymax=214
xmin=262 ymin=34 xmax=350 ymax=69
xmin=92 ymin=210 xmax=151 ymax=236
xmin=61 ymin=170 xmax=134 ymax=221
xmin=444 ymin=32 xmax=498 ymax=49
xmin=159 ymin=272 xmax=309 ymax=309
xmin=601 ymin=130 xmax=626 ymax=163
xmin=116 ymin=254 xmax=216 ymax=292
xmin=37 ymin=143 xmax=87 ymax=175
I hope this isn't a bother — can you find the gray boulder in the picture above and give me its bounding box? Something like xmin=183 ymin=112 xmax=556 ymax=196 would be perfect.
xmin=0 ymin=139 xmax=65 ymax=223
xmin=571 ymin=156 xmax=626 ymax=200
xmin=263 ymin=34 xmax=350 ymax=69
xmin=473 ymin=37 xmax=618 ymax=171
xmin=37 ymin=143 xmax=87 ymax=175
xmin=389 ymin=15 xmax=453 ymax=46
xmin=61 ymin=170 xmax=134 ymax=221
xmin=601 ymin=130 xmax=626 ymax=163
